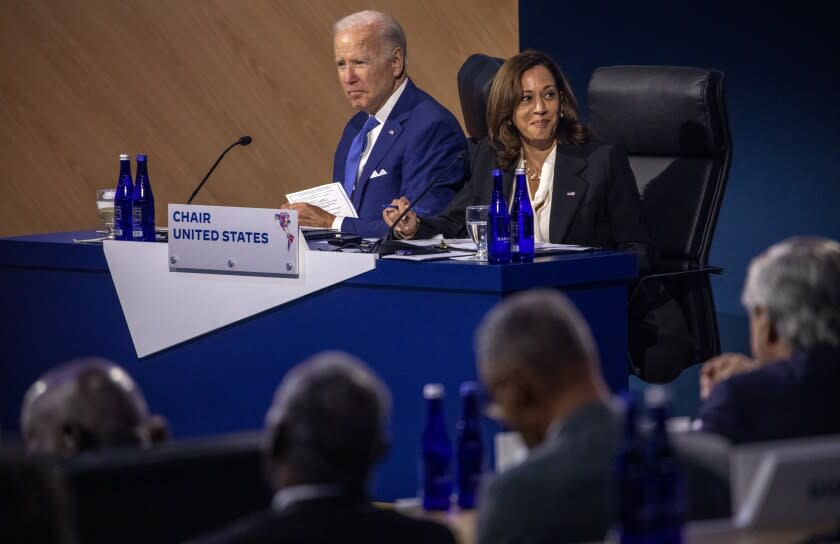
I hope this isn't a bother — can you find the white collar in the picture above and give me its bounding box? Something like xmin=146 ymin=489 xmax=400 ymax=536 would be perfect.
xmin=271 ymin=484 xmax=344 ymax=511
xmin=517 ymin=141 xmax=558 ymax=173
xmin=373 ymin=77 xmax=409 ymax=124
xmin=517 ymin=142 xmax=557 ymax=209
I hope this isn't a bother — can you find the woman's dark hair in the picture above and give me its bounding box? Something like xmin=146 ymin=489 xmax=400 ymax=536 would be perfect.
xmin=487 ymin=50 xmax=590 ymax=169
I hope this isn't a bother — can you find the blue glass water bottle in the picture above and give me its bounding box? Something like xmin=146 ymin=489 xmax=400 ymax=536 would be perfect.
xmin=645 ymin=386 xmax=685 ymax=544
xmin=113 ymin=154 xmax=134 ymax=241
xmin=421 ymin=383 xmax=453 ymax=511
xmin=617 ymin=392 xmax=654 ymax=544
xmin=487 ymin=169 xmax=511 ymax=264
xmin=510 ymin=167 xmax=534 ymax=262
xmin=131 ymin=154 xmax=155 ymax=242
xmin=456 ymin=381 xmax=484 ymax=509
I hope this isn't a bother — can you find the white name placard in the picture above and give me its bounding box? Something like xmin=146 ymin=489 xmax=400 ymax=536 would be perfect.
xmin=168 ymin=204 xmax=299 ymax=276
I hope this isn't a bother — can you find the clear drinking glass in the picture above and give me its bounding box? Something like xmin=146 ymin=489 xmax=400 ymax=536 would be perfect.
xmin=96 ymin=188 xmax=117 ymax=238
xmin=465 ymin=205 xmax=489 ymax=261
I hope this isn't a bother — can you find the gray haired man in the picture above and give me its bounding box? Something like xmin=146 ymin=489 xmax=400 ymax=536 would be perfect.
xmin=475 ymin=289 xmax=617 ymax=544
xmin=697 ymin=236 xmax=840 ymax=443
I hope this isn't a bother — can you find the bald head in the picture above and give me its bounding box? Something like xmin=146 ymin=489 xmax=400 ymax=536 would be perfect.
xmin=21 ymin=358 xmax=151 ymax=456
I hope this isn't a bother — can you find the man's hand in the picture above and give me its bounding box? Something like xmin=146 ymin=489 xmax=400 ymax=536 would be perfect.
xmin=381 ymin=196 xmax=417 ymax=236
xmin=699 ymin=353 xmax=759 ymax=399
xmin=281 ymin=202 xmax=336 ymax=229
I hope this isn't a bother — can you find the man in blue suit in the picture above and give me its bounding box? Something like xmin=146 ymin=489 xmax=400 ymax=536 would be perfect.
xmin=697 ymin=237 xmax=840 ymax=444
xmin=284 ymin=10 xmax=466 ymax=237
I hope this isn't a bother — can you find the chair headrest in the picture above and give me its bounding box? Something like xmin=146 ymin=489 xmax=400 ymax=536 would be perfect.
xmin=588 ymin=66 xmax=729 ymax=157
xmin=458 ymin=54 xmax=505 ymax=140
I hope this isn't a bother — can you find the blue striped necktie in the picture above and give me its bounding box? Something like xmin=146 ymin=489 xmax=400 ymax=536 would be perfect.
xmin=343 ymin=115 xmax=380 ymax=196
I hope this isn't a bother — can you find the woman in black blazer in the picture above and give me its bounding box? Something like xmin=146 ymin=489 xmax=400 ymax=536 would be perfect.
xmin=383 ymin=50 xmax=652 ymax=271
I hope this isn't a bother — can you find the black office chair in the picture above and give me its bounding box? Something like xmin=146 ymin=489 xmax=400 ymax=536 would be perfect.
xmin=588 ymin=66 xmax=732 ymax=383
xmin=457 ymin=53 xmax=504 ymax=142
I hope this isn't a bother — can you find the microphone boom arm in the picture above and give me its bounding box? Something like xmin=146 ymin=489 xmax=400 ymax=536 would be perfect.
xmin=187 ymin=136 xmax=252 ymax=205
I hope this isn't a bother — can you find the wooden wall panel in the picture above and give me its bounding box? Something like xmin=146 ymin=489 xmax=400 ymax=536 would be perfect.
xmin=0 ymin=0 xmax=518 ymax=237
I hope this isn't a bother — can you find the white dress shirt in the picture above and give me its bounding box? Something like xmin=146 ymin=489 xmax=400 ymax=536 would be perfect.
xmin=331 ymin=78 xmax=409 ymax=230
xmin=271 ymin=484 xmax=344 ymax=512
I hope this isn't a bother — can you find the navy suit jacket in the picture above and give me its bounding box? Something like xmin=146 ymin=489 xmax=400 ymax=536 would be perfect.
xmin=698 ymin=345 xmax=840 ymax=444
xmin=332 ymin=79 xmax=466 ymax=237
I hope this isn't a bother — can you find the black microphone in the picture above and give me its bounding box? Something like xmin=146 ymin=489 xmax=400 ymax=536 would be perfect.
xmin=372 ymin=150 xmax=465 ymax=255
xmin=187 ymin=136 xmax=253 ymax=204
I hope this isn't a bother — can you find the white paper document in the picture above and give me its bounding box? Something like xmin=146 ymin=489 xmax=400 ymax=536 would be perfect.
xmin=381 ymin=251 xmax=474 ymax=262
xmin=444 ymin=240 xmax=590 ymax=253
xmin=286 ymin=183 xmax=358 ymax=218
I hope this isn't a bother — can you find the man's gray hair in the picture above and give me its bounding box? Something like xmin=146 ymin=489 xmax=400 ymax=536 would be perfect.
xmin=265 ymin=351 xmax=391 ymax=488
xmin=334 ymin=10 xmax=407 ymax=65
xmin=475 ymin=289 xmax=599 ymax=381
xmin=741 ymin=236 xmax=840 ymax=349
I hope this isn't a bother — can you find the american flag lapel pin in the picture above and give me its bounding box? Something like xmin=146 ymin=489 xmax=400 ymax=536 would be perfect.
xmin=566 ymin=191 xmax=576 ymax=197
xmin=388 ymin=129 xmax=395 ymax=135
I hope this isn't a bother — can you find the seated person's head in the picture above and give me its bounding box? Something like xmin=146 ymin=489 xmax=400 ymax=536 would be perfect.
xmin=21 ymin=358 xmax=155 ymax=457
xmin=486 ymin=50 xmax=589 ymax=168
xmin=475 ymin=289 xmax=608 ymax=448
xmin=741 ymin=237 xmax=840 ymax=363
xmin=264 ymin=351 xmax=391 ymax=494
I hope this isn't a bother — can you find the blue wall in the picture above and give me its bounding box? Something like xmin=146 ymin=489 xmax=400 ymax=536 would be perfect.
xmin=520 ymin=0 xmax=840 ymax=358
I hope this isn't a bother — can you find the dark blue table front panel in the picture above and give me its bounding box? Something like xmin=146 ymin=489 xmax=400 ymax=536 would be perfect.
xmin=1 ymin=232 xmax=635 ymax=500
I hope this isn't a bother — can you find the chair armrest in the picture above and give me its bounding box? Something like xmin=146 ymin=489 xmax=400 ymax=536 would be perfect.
xmin=630 ymin=266 xmax=723 ymax=305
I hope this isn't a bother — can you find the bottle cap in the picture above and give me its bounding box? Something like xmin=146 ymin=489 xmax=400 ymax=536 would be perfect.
xmin=459 ymin=381 xmax=479 ymax=397
xmin=514 ymin=167 xmax=526 ymax=175
xmin=119 ymin=154 xmax=130 ymax=160
xmin=423 ymin=383 xmax=445 ymax=399
xmin=492 ymin=169 xmax=503 ymax=176
xmin=137 ymin=154 xmax=148 ymax=161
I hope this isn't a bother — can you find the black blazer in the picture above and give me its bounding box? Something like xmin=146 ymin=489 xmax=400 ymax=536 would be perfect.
xmin=419 ymin=138 xmax=653 ymax=272
xmin=191 ymin=495 xmax=456 ymax=544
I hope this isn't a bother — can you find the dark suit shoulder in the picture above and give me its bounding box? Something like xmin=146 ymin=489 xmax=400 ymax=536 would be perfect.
xmin=477 ymin=403 xmax=616 ymax=544
xmin=718 ymin=354 xmax=813 ymax=397
xmin=403 ymin=80 xmax=462 ymax=126
xmin=192 ymin=503 xmax=455 ymax=544
xmin=365 ymin=508 xmax=457 ymax=544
